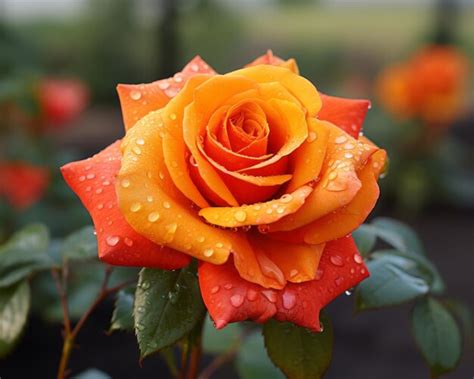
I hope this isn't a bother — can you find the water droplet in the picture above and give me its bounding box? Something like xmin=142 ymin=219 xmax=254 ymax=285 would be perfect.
xmin=315 ymin=268 xmax=324 ymax=280
xmin=130 ymin=202 xmax=142 ymax=212
xmin=282 ymin=291 xmax=296 ymax=310
xmin=124 ymin=237 xmax=134 ymax=247
xmin=262 ymin=290 xmax=277 ymax=303
xmin=141 ymin=281 xmax=150 ymax=290
xmin=169 ymin=113 xmax=177 ymax=121
xmin=234 ymin=210 xmax=247 ymax=222
xmin=259 ymin=225 xmax=270 ymax=234
xmin=276 ymin=206 xmax=285 ymax=214
xmin=203 ymin=248 xmax=214 ymax=257
xmin=168 ymin=291 xmax=178 ymax=304
xmin=163 ymin=201 xmax=171 ymax=209
xmin=166 ymin=223 xmax=177 ymax=234
xmin=102 ymin=180 xmax=110 ymax=186
xmin=97 ymin=203 xmax=104 ymax=210
xmin=158 ymin=81 xmax=170 ymax=90
xmin=246 ymin=289 xmax=258 ymax=301
xmin=290 ymin=269 xmax=299 ymax=278
xmin=191 ymin=64 xmax=199 ymax=72
xmin=307 ymin=131 xmax=317 ymax=142
xmin=121 ymin=179 xmax=130 ymax=188
xmin=106 ymin=236 xmax=120 ymax=247
xmin=330 ymin=255 xmax=344 ymax=267
xmin=136 ymin=138 xmax=145 ymax=145
xmin=353 ymin=253 xmax=363 ymax=264
xmin=147 ymin=195 xmax=154 ymax=202
xmin=86 ymin=173 xmax=95 ymax=179
xmin=345 ymin=288 xmax=354 ymax=296
xmin=335 ymin=135 xmax=347 ymax=144
xmin=197 ymin=236 xmax=205 ymax=243
xmin=224 ymin=283 xmax=233 ymax=290
xmin=215 ymin=242 xmax=224 ymax=248
xmin=266 ymin=208 xmax=273 ymax=215
xmin=230 ymin=294 xmax=244 ymax=307
xmin=189 ymin=155 xmax=198 ymax=167
xmin=148 ymin=212 xmax=160 ymax=222
xmin=159 ymin=171 xmax=165 ymax=180
xmin=328 ymin=171 xmax=338 ymax=181
xmin=130 ymin=90 xmax=142 ymax=100
xmin=135 ymin=322 xmax=145 ymax=331
xmin=344 ymin=152 xmax=353 ymax=159
xmin=132 ymin=146 xmax=141 ymax=155
xmin=211 ymin=286 xmax=220 ymax=294
xmin=334 ymin=277 xmax=344 ymax=286
xmin=136 ymin=306 xmax=145 ymax=313
xmin=344 ymin=142 xmax=355 ymax=150
xmin=79 ymin=175 xmax=86 ymax=182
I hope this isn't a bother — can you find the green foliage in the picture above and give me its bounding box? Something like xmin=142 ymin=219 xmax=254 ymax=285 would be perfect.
xmin=356 ymin=253 xmax=430 ymax=310
xmin=352 ymin=224 xmax=377 ymax=257
xmin=60 ymin=226 xmax=98 ymax=262
xmin=0 ymin=280 xmax=30 ymax=357
xmin=134 ymin=265 xmax=205 ymax=359
xmin=110 ymin=287 xmax=135 ymax=332
xmin=412 ymin=297 xmax=462 ymax=376
xmin=263 ymin=314 xmax=333 ymax=379
xmin=236 ymin=330 xmax=285 ymax=379
xmin=0 ymin=224 xmax=53 ymax=287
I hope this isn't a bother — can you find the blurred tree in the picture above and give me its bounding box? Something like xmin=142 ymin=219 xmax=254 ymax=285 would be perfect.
xmin=433 ymin=0 xmax=459 ymax=45
xmin=158 ymin=0 xmax=179 ymax=77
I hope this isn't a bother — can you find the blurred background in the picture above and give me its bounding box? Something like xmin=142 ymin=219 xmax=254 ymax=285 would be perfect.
xmin=0 ymin=0 xmax=473 ymax=378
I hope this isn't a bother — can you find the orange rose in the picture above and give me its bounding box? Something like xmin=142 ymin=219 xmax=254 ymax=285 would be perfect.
xmin=376 ymin=45 xmax=469 ymax=126
xmin=61 ymin=51 xmax=386 ymax=330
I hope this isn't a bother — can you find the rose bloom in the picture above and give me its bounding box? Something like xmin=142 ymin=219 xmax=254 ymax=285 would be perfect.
xmin=376 ymin=45 xmax=469 ymax=126
xmin=0 ymin=162 xmax=49 ymax=209
xmin=61 ymin=52 xmax=386 ymax=330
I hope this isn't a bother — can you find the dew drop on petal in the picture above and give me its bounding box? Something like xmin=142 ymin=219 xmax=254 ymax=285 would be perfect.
xmin=130 ymin=202 xmax=142 ymax=212
xmin=262 ymin=290 xmax=277 ymax=303
xmin=246 ymin=289 xmax=258 ymax=301
xmin=121 ymin=179 xmax=130 ymax=188
xmin=130 ymin=90 xmax=142 ymax=100
xmin=315 ymin=268 xmax=324 ymax=280
xmin=230 ymin=294 xmax=244 ymax=308
xmin=234 ymin=210 xmax=247 ymax=222
xmin=307 ymin=131 xmax=317 ymax=142
xmin=334 ymin=277 xmax=344 ymax=286
xmin=224 ymin=283 xmax=233 ymax=290
xmin=280 ymin=194 xmax=293 ymax=203
xmin=136 ymin=138 xmax=145 ymax=145
xmin=148 ymin=212 xmax=160 ymax=222
xmin=211 ymin=286 xmax=220 ymax=294
xmin=106 ymin=236 xmax=120 ymax=247
xmin=282 ymin=291 xmax=296 ymax=310
xmin=330 ymin=255 xmax=344 ymax=267
xmin=335 ymin=135 xmax=347 ymax=144
xmin=353 ymin=253 xmax=363 ymax=264
xmin=203 ymin=248 xmax=214 ymax=258
xmin=163 ymin=201 xmax=171 ymax=209
xmin=124 ymin=237 xmax=134 ymax=247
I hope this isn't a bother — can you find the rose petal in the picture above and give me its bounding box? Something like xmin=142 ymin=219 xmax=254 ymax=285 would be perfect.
xmin=199 ymin=185 xmax=312 ymax=228
xmin=285 ymin=118 xmax=330 ymax=193
xmin=318 ymin=93 xmax=371 ymax=139
xmin=117 ymin=56 xmax=216 ymax=131
xmin=229 ymin=65 xmax=321 ymax=117
xmin=117 ymin=111 xmax=241 ymax=264
xmin=267 ymin=123 xmax=378 ymax=233
xmin=199 ymin=235 xmax=368 ymax=330
xmin=245 ymin=50 xmax=299 ymax=74
xmin=60 ymin=142 xmax=190 ymax=269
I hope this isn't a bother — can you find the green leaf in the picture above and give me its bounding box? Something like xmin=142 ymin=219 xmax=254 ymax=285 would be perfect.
xmin=236 ymin=330 xmax=285 ymax=379
xmin=0 ymin=281 xmax=31 ymax=357
xmin=110 ymin=287 xmax=135 ymax=332
xmin=72 ymin=368 xmax=111 ymax=379
xmin=352 ymin=224 xmax=377 ymax=257
xmin=412 ymin=297 xmax=462 ymax=376
xmin=203 ymin=316 xmax=241 ymax=354
xmin=60 ymin=226 xmax=98 ymax=262
xmin=443 ymin=299 xmax=473 ymax=348
xmin=371 ymin=217 xmax=425 ymax=256
xmin=0 ymin=224 xmax=53 ymax=287
xmin=134 ymin=265 xmax=205 ymax=358
xmin=263 ymin=313 xmax=333 ymax=379
xmin=356 ymin=253 xmax=429 ymax=310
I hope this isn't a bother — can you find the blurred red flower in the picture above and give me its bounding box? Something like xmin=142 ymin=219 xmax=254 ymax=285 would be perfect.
xmin=38 ymin=78 xmax=89 ymax=127
xmin=0 ymin=162 xmax=49 ymax=209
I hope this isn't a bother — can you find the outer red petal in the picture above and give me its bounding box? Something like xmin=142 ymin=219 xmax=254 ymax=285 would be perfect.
xmin=318 ymin=93 xmax=371 ymax=138
xmin=199 ymin=235 xmax=368 ymax=331
xmin=60 ymin=142 xmax=190 ymax=269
